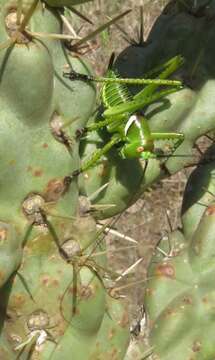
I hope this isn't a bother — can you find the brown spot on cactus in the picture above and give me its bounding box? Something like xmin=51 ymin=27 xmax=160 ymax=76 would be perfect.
xmin=79 ymin=285 xmax=93 ymax=300
xmin=118 ymin=310 xmax=129 ymax=328
xmin=202 ymin=296 xmax=208 ymax=303
xmin=163 ymin=307 xmax=178 ymax=318
xmin=206 ymin=204 xmax=215 ymax=215
xmin=9 ymin=159 xmax=16 ymax=166
xmin=110 ymin=348 xmax=119 ymax=359
xmin=182 ymin=296 xmax=193 ymax=305
xmin=192 ymin=340 xmax=202 ymax=352
xmin=33 ymin=169 xmax=43 ymax=177
xmin=0 ymin=227 xmax=8 ymax=242
xmin=145 ymin=287 xmax=155 ymax=297
xmin=155 ymin=263 xmax=175 ymax=278
xmin=11 ymin=293 xmax=26 ymax=307
xmin=41 ymin=275 xmax=51 ymax=286
xmin=95 ymin=341 xmax=100 ymax=349
xmin=52 ymin=279 xmax=59 ymax=287
xmin=68 ymin=286 xmax=75 ymax=295
xmin=42 ymin=143 xmax=48 ymax=148
xmin=0 ymin=271 xmax=5 ymax=283
xmin=27 ymin=166 xmax=33 ymax=172
xmin=108 ymin=327 xmax=116 ymax=340
xmin=44 ymin=178 xmax=66 ymax=201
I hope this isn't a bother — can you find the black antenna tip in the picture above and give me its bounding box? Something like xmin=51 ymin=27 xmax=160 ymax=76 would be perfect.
xmin=63 ymin=70 xmax=90 ymax=82
xmin=108 ymin=52 xmax=115 ymax=70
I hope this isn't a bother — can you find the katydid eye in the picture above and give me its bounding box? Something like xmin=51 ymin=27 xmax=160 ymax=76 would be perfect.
xmin=137 ymin=146 xmax=145 ymax=153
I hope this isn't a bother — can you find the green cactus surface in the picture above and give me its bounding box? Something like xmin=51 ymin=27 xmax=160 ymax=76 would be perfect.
xmin=0 ymin=0 xmax=95 ymax=285
xmin=144 ymin=143 xmax=215 ymax=359
xmin=0 ymin=215 xmax=129 ymax=359
xmin=0 ymin=1 xmax=130 ymax=358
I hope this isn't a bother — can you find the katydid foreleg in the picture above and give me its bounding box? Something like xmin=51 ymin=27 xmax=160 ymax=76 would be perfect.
xmin=64 ymin=135 xmax=122 ymax=184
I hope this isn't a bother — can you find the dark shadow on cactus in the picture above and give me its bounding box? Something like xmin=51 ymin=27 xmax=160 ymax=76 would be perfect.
xmin=0 ymin=273 xmax=16 ymax=333
xmin=181 ymin=143 xmax=215 ymax=214
xmin=21 ymin=224 xmax=34 ymax=249
xmin=0 ymin=43 xmax=15 ymax=84
xmin=16 ymin=272 xmax=35 ymax=303
xmin=116 ymin=1 xmax=215 ymax=92
xmin=145 ymin=97 xmax=175 ymax=119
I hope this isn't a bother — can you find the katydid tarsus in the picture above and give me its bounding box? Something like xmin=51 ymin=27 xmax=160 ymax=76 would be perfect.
xmin=63 ymin=54 xmax=185 ymax=182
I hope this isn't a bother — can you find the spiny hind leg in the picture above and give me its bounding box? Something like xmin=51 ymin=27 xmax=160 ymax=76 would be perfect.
xmin=151 ymin=132 xmax=184 ymax=155
xmin=151 ymin=132 xmax=184 ymax=146
xmin=144 ymin=55 xmax=184 ymax=78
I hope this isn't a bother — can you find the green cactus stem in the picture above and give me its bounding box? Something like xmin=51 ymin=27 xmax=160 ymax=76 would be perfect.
xmin=144 ymin=143 xmax=215 ymax=359
xmin=0 ymin=1 xmax=130 ymax=359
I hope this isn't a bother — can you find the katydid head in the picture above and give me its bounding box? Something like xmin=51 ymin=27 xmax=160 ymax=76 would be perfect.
xmin=121 ymin=114 xmax=154 ymax=159
xmin=120 ymin=139 xmax=154 ymax=159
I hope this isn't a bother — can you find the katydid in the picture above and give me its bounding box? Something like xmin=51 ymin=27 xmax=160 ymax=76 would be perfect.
xmin=63 ymin=54 xmax=185 ymax=181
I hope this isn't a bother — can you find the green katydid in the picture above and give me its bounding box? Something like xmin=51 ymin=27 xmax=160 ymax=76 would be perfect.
xmin=63 ymin=54 xmax=185 ymax=181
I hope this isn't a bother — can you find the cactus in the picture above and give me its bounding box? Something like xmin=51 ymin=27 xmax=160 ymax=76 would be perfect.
xmin=81 ymin=0 xmax=215 ymax=219
xmin=0 ymin=0 xmax=95 ymax=287
xmin=3 ymin=0 xmax=215 ymax=358
xmin=0 ymin=1 xmax=130 ymax=359
xmin=143 ymin=143 xmax=215 ymax=360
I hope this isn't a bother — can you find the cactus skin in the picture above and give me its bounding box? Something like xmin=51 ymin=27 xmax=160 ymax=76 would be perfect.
xmin=0 ymin=0 xmax=95 ymax=285
xmin=0 ymin=1 xmax=130 ymax=359
xmin=0 ymin=216 xmax=129 ymax=359
xmin=44 ymin=0 xmax=93 ymax=6
xmin=81 ymin=0 xmax=215 ymax=219
xmin=143 ymin=144 xmax=215 ymax=359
